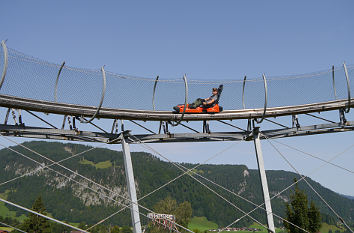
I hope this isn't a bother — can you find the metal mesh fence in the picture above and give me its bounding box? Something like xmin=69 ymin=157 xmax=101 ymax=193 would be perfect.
xmin=0 ymin=46 xmax=353 ymax=111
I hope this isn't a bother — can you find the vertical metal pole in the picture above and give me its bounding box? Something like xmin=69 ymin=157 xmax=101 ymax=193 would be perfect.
xmin=121 ymin=128 xmax=142 ymax=233
xmin=253 ymin=127 xmax=275 ymax=233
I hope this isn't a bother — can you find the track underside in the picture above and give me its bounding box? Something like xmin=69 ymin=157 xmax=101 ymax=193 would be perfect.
xmin=0 ymin=122 xmax=353 ymax=143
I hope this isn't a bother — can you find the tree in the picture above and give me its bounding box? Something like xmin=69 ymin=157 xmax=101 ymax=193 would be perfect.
xmin=148 ymin=197 xmax=192 ymax=233
xmin=121 ymin=225 xmax=133 ymax=233
xmin=111 ymin=225 xmax=121 ymax=233
xmin=308 ymin=201 xmax=321 ymax=233
xmin=284 ymin=179 xmax=321 ymax=233
xmin=175 ymin=201 xmax=192 ymax=228
xmin=22 ymin=196 xmax=51 ymax=233
xmin=50 ymin=222 xmax=71 ymax=233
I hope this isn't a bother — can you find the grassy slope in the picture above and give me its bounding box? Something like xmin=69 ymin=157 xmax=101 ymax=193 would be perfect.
xmin=188 ymin=220 xmax=345 ymax=233
xmin=79 ymin=159 xmax=112 ymax=169
xmin=245 ymin=223 xmax=285 ymax=233
xmin=320 ymin=223 xmax=346 ymax=233
xmin=0 ymin=226 xmax=13 ymax=232
xmin=188 ymin=216 xmax=218 ymax=231
xmin=0 ymin=191 xmax=27 ymax=222
xmin=0 ymin=191 xmax=80 ymax=227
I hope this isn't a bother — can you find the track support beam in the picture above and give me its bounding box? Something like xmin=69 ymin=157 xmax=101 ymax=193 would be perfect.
xmin=253 ymin=127 xmax=275 ymax=233
xmin=121 ymin=126 xmax=142 ymax=233
xmin=339 ymin=108 xmax=347 ymax=126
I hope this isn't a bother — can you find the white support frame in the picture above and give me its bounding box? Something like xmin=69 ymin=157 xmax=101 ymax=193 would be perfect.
xmin=253 ymin=127 xmax=275 ymax=233
xmin=121 ymin=131 xmax=142 ymax=233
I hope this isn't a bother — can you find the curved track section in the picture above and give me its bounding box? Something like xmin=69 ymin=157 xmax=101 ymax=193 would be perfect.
xmin=0 ymin=94 xmax=352 ymax=121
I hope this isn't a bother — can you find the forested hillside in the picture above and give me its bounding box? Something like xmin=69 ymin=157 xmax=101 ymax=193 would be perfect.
xmin=0 ymin=141 xmax=353 ymax=227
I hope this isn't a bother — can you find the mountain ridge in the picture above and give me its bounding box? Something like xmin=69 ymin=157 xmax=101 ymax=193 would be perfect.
xmin=0 ymin=141 xmax=352 ymax=227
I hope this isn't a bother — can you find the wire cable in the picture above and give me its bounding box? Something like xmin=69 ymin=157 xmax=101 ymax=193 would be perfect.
xmin=0 ymin=220 xmax=27 ymax=233
xmin=190 ymin=166 xmax=309 ymax=233
xmin=0 ymin=139 xmax=192 ymax=233
xmin=87 ymin=142 xmax=237 ymax=230
xmin=272 ymin=140 xmax=354 ymax=175
xmin=2 ymin=130 xmax=352 ymax=233
xmin=0 ymin=197 xmax=88 ymax=233
xmin=226 ymin=140 xmax=354 ymax=232
xmin=0 ymin=146 xmax=96 ymax=187
xmin=129 ymin=135 xmax=273 ymax=232
xmin=263 ymin=134 xmax=354 ymax=233
xmin=0 ymin=134 xmax=188 ymax=232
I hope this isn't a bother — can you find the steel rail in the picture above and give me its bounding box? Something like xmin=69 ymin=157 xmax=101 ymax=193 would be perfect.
xmin=0 ymin=40 xmax=8 ymax=90
xmin=0 ymin=94 xmax=353 ymax=121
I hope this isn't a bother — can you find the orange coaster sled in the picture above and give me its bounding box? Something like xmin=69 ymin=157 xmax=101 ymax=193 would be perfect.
xmin=173 ymin=84 xmax=224 ymax=114
xmin=173 ymin=104 xmax=223 ymax=113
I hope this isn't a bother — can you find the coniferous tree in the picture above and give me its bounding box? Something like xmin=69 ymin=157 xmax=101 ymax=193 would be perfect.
xmin=284 ymin=179 xmax=321 ymax=233
xmin=308 ymin=201 xmax=321 ymax=233
xmin=22 ymin=196 xmax=51 ymax=233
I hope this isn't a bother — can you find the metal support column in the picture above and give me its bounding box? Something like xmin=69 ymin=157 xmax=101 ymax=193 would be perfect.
xmin=253 ymin=127 xmax=275 ymax=233
xmin=121 ymin=132 xmax=142 ymax=233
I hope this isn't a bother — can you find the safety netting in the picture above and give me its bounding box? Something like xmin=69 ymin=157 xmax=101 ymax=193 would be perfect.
xmin=0 ymin=46 xmax=353 ymax=111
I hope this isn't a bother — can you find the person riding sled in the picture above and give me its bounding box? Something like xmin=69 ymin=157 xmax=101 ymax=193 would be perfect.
xmin=173 ymin=84 xmax=223 ymax=113
xmin=189 ymin=87 xmax=219 ymax=109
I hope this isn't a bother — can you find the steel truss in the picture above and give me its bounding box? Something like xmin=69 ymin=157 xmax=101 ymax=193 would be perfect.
xmin=1 ymin=112 xmax=353 ymax=143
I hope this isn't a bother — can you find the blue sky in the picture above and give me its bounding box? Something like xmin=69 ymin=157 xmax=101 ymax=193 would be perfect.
xmin=0 ymin=0 xmax=354 ymax=198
